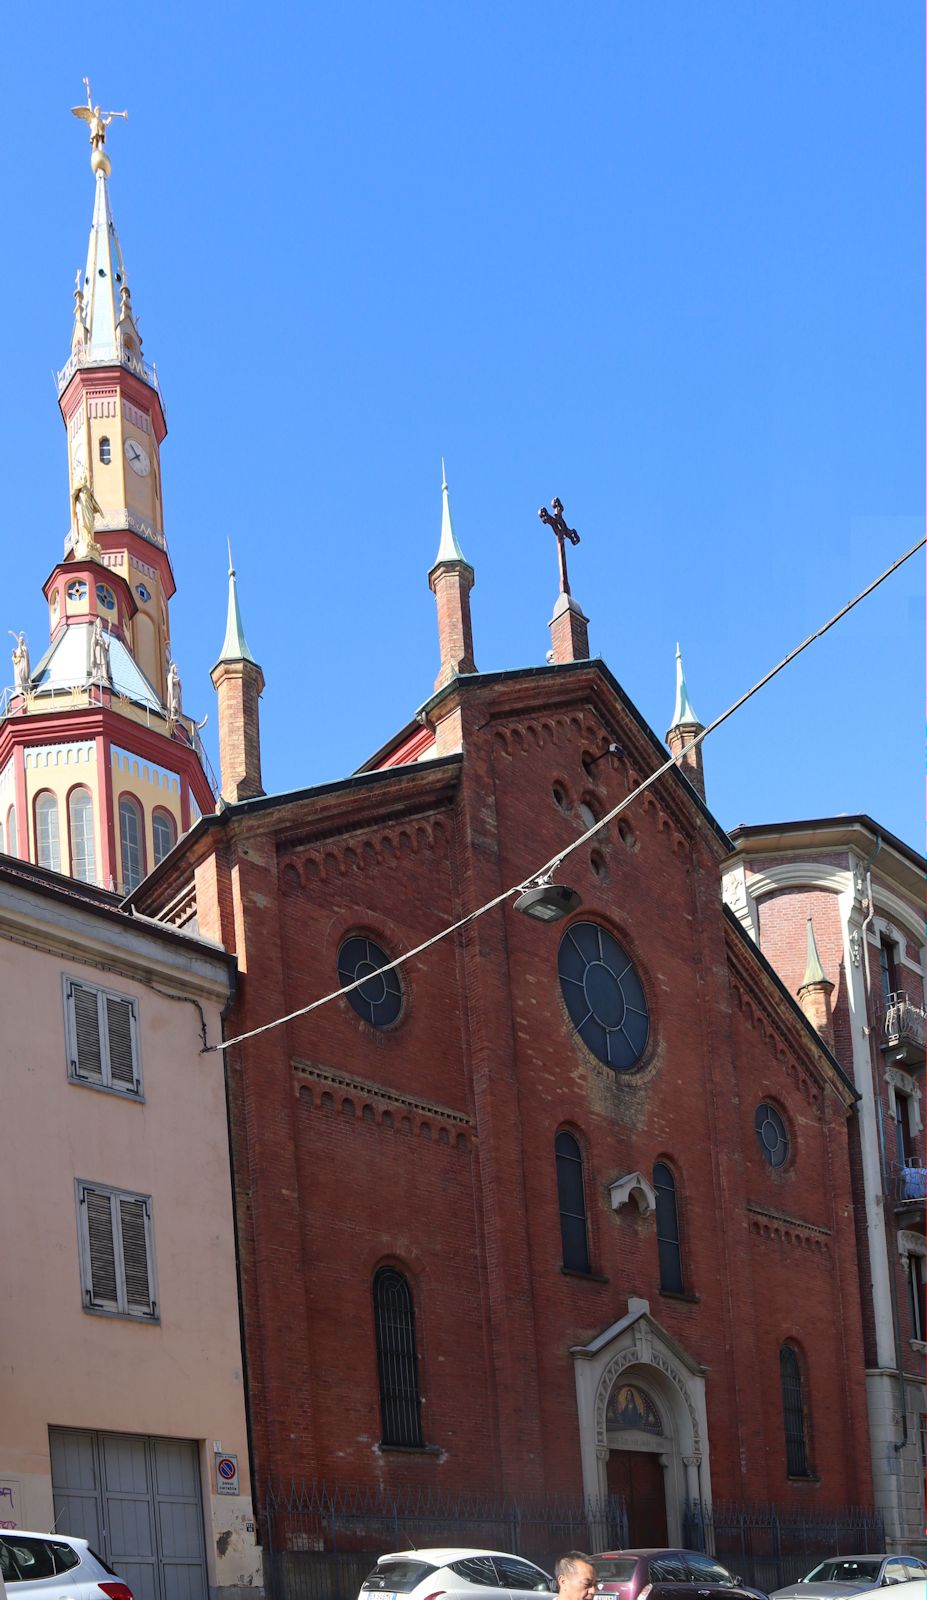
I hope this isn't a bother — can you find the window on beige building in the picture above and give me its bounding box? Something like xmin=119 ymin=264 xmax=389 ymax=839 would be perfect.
xmin=75 ymin=1180 xmax=158 ymax=1320
xmin=64 ymin=977 xmax=141 ymax=1097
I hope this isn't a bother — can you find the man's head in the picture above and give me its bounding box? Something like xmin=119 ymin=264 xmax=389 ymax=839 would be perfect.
xmin=554 ymin=1553 xmax=597 ymax=1600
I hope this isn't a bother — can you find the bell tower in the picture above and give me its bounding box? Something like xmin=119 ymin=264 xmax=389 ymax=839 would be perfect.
xmin=0 ymin=85 xmax=215 ymax=891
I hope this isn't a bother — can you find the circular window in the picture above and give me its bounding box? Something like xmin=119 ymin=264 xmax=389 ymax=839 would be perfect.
xmin=755 ymin=1103 xmax=790 ymax=1168
xmin=67 ymin=579 xmax=87 ymax=602
xmin=337 ymin=936 xmax=403 ymax=1028
xmin=96 ymin=583 xmax=116 ymax=611
xmin=558 ymin=922 xmax=650 ymax=1071
xmin=136 ymin=583 xmax=152 ymax=603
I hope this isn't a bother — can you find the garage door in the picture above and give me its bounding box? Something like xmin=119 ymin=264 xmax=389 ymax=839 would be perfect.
xmin=49 ymin=1429 xmax=208 ymax=1600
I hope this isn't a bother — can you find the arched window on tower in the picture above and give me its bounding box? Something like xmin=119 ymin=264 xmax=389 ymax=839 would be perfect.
xmin=99 ymin=436 xmax=111 ymax=465
xmin=372 ymin=1267 xmax=423 ymax=1448
xmin=555 ymin=1130 xmax=590 ymax=1274
xmin=6 ymin=806 xmax=17 ymax=858
xmin=119 ymin=795 xmax=145 ymax=893
xmin=35 ymin=792 xmax=61 ymax=872
xmin=152 ymin=808 xmax=177 ymax=867
xmin=653 ymin=1161 xmax=684 ymax=1294
xmin=69 ymin=787 xmax=96 ymax=885
xmin=780 ymin=1344 xmax=811 ymax=1477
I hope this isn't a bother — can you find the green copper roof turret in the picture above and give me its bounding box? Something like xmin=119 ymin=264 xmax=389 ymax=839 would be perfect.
xmin=215 ymin=545 xmax=258 ymax=667
xmin=670 ymin=642 xmax=701 ymax=729
xmin=799 ymin=915 xmax=829 ymax=989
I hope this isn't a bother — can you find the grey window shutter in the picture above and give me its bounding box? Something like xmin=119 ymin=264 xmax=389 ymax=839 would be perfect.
xmin=105 ymin=997 xmax=137 ymax=1089
xmin=72 ymin=984 xmax=103 ymax=1080
xmin=119 ymin=1197 xmax=154 ymax=1314
xmin=84 ymin=1189 xmax=118 ymax=1307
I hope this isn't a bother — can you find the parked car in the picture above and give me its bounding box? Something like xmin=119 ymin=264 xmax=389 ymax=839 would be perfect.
xmin=854 ymin=1585 xmax=927 ymax=1600
xmin=770 ymin=1557 xmax=927 ymax=1600
xmin=591 ymin=1549 xmax=768 ymax=1600
xmin=359 ymin=1548 xmax=553 ymax=1600
xmin=0 ymin=1532 xmax=133 ymax=1600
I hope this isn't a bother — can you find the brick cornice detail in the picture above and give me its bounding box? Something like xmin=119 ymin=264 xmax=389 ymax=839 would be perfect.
xmin=292 ymin=1058 xmax=472 ymax=1143
xmin=727 ymin=937 xmax=837 ymax=1110
xmin=747 ymin=1204 xmax=833 ymax=1255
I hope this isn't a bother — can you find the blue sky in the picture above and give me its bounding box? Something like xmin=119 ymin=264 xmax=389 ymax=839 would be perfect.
xmin=4 ymin=2 xmax=924 ymax=848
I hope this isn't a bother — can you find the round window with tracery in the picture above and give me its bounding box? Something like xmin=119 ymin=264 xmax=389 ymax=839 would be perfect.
xmin=558 ymin=921 xmax=650 ymax=1071
xmin=337 ymin=936 xmax=403 ymax=1028
xmin=755 ymin=1103 xmax=790 ymax=1168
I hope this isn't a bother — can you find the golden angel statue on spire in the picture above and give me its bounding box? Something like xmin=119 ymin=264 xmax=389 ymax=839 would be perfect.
xmin=71 ymin=78 xmax=127 ymax=151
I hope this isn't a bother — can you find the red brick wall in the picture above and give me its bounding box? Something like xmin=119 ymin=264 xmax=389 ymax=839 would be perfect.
xmin=207 ymin=674 xmax=874 ymax=1516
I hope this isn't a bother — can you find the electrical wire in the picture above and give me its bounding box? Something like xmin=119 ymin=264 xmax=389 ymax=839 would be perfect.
xmin=204 ymin=533 xmax=925 ymax=1055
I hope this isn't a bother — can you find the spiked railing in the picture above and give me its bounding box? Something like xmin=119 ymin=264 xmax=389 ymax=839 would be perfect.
xmin=56 ymin=343 xmax=164 ymax=406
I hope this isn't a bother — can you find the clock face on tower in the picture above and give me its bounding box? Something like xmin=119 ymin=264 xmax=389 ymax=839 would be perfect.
xmin=124 ymin=438 xmax=151 ymax=477
xmin=72 ymin=438 xmax=87 ymax=478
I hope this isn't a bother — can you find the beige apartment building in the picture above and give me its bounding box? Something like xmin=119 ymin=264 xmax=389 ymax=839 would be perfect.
xmin=0 ymin=855 xmax=261 ymax=1600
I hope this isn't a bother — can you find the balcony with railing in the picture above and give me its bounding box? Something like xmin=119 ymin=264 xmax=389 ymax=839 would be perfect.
xmin=56 ymin=342 xmax=164 ymax=410
xmin=889 ymin=1160 xmax=927 ymax=1227
xmin=881 ymin=991 xmax=927 ymax=1068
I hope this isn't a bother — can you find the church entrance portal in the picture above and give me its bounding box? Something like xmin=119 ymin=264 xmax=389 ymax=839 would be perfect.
xmin=607 ymin=1449 xmax=668 ymax=1546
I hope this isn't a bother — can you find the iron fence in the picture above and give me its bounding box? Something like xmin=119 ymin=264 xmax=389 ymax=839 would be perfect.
xmin=684 ymin=1500 xmax=886 ymax=1593
xmin=264 ymin=1481 xmax=628 ymax=1600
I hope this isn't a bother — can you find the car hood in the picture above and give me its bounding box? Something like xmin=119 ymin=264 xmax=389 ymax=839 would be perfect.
xmin=771 ymin=1586 xmax=872 ymax=1600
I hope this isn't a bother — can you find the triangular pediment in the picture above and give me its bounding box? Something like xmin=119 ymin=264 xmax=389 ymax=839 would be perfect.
xmin=571 ymin=1295 xmax=707 ymax=1377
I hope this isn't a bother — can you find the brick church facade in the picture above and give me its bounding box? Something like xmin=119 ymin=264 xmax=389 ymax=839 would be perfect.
xmin=132 ymin=483 xmax=875 ymax=1542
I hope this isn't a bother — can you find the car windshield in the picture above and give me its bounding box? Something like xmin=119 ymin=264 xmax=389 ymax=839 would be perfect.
xmin=803 ymin=1564 xmax=881 ymax=1585
xmin=364 ymin=1562 xmax=438 ymax=1593
xmin=592 ymin=1561 xmax=638 ymax=1585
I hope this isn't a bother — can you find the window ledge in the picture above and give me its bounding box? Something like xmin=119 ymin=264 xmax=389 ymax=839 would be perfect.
xmin=658 ymin=1289 xmax=700 ymax=1304
xmin=786 ymin=1473 xmax=821 ymax=1485
xmin=377 ymin=1443 xmax=441 ymax=1456
xmin=560 ymin=1266 xmax=609 ymax=1284
xmin=910 ymin=1339 xmax=927 ymax=1355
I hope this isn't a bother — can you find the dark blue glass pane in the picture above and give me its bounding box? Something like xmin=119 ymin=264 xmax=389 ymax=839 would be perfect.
xmin=583 ymin=962 xmax=625 ymax=1028
xmin=338 ymin=937 xmax=402 ymax=1028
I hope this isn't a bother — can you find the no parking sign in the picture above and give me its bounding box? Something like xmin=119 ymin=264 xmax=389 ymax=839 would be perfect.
xmin=215 ymin=1454 xmax=239 ymax=1495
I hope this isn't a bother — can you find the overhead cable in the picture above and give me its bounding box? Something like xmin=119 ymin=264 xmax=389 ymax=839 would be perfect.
xmin=204 ymin=533 xmax=925 ymax=1055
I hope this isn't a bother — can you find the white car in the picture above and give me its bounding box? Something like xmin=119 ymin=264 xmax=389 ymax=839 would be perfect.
xmin=358 ymin=1547 xmax=553 ymax=1600
xmin=0 ymin=1532 xmax=132 ymax=1600
xmin=771 ymin=1558 xmax=927 ymax=1600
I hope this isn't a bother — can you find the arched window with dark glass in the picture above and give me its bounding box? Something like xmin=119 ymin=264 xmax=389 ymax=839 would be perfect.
xmin=373 ymin=1268 xmax=423 ymax=1447
xmin=780 ymin=1344 xmax=811 ymax=1477
xmin=152 ymin=808 xmax=177 ymax=867
xmin=99 ymin=436 xmax=112 ymax=465
xmin=555 ymin=1130 xmax=590 ymax=1273
xmin=35 ymin=792 xmax=61 ymax=872
xmin=653 ymin=1161 xmax=684 ymax=1294
xmin=119 ymin=795 xmax=145 ymax=893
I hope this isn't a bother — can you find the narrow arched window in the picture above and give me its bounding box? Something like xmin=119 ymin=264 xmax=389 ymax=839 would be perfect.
xmin=69 ymin=788 xmax=96 ymax=885
xmin=35 ymin=792 xmax=61 ymax=872
xmin=99 ymin=436 xmax=111 ymax=465
xmin=119 ymin=796 xmax=145 ymax=893
xmin=780 ymin=1344 xmax=811 ymax=1477
xmin=654 ymin=1162 xmax=684 ymax=1294
xmin=152 ymin=808 xmax=177 ymax=867
xmin=373 ymin=1268 xmax=423 ymax=1447
xmin=555 ymin=1130 xmax=590 ymax=1273
xmin=6 ymin=806 xmax=17 ymax=858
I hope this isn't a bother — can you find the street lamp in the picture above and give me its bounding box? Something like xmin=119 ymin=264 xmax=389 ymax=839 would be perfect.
xmin=514 ymin=877 xmax=582 ymax=923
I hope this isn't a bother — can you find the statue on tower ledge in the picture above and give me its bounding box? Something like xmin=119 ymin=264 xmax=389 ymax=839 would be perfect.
xmin=71 ymin=476 xmax=104 ymax=560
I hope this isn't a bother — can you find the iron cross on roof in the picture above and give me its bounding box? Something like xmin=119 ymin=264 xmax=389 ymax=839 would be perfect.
xmin=538 ymin=497 xmax=580 ymax=596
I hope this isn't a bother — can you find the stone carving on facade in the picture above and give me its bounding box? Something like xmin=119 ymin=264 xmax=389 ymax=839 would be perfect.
xmin=71 ymin=476 xmax=104 ymax=559
xmin=9 ymin=631 xmax=30 ymax=694
xmin=608 ymin=1171 xmax=657 ymax=1216
xmin=166 ymin=659 xmax=182 ymax=727
xmin=89 ymin=618 xmax=111 ymax=682
xmin=848 ymin=928 xmax=861 ymax=968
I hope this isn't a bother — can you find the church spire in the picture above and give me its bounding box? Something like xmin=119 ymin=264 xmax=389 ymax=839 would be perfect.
xmin=429 ymin=461 xmax=476 ymax=691
xmin=217 ymin=542 xmax=258 ymax=665
xmin=69 ymin=80 xmax=135 ymax=369
xmin=211 ymin=551 xmax=265 ymax=804
xmin=666 ymin=643 xmax=706 ymax=802
xmin=797 ymin=914 xmax=835 ymax=1048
